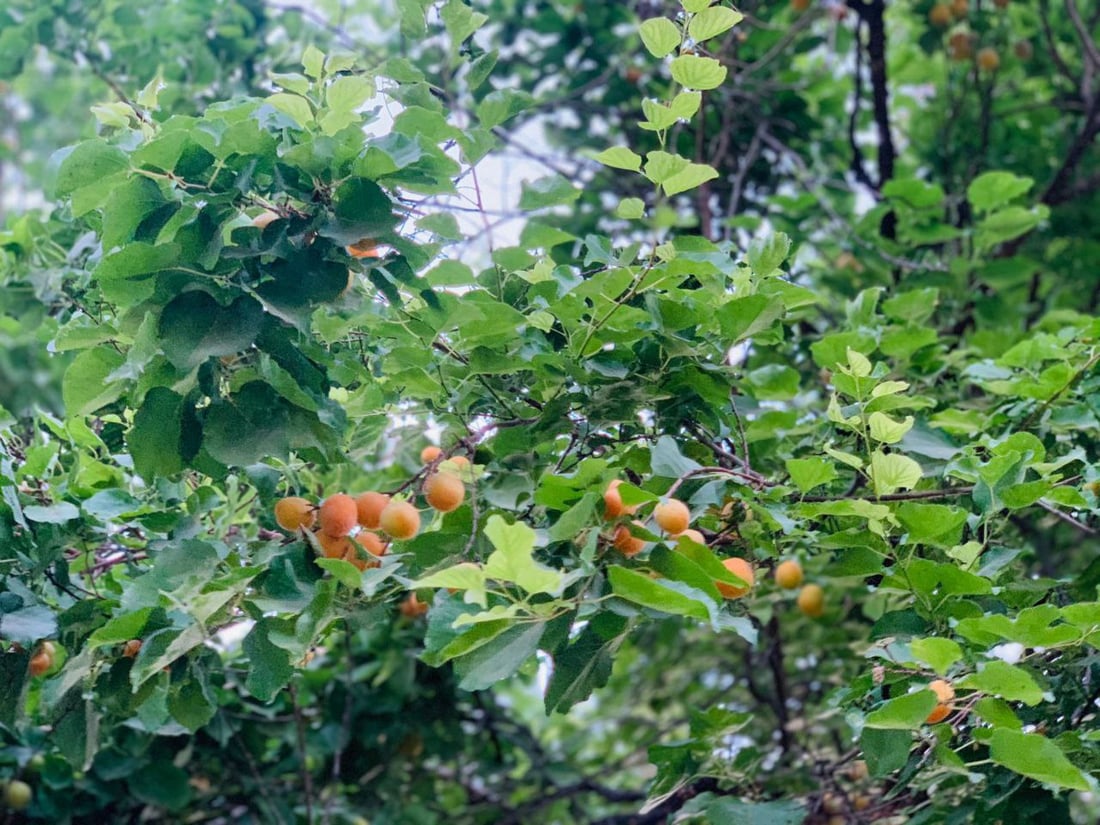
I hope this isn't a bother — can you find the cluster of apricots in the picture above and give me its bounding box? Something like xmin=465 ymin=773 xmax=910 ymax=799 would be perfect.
xmin=603 ymin=480 xmax=827 ymax=616
xmin=273 ymin=446 xmax=469 ymax=573
xmin=928 ymin=0 xmax=1022 ymax=70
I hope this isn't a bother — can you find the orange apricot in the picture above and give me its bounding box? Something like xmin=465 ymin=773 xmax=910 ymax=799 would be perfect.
xmin=613 ymin=522 xmax=647 ymax=557
xmin=797 ymin=583 xmax=825 ymax=617
xmin=275 ymin=497 xmax=316 ymax=532
xmin=123 ymin=639 xmax=143 ymax=659
xmin=420 ymin=445 xmax=442 ymax=463
xmin=319 ymin=494 xmax=358 ymax=538
xmin=654 ymin=498 xmax=690 ymax=535
xmin=380 ymin=500 xmax=421 ymax=540
xmin=775 ymin=560 xmax=804 ymax=590
xmin=603 ymin=479 xmax=638 ymax=520
xmin=424 ymin=472 xmax=465 ymax=513
xmin=355 ymin=491 xmax=390 ymax=530
xmin=716 ymin=557 xmax=755 ymax=599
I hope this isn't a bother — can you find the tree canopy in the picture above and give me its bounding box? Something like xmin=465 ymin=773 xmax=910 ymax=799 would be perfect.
xmin=1 ymin=0 xmax=1100 ymax=823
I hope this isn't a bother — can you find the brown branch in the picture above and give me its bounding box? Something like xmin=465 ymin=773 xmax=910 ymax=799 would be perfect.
xmin=801 ymin=486 xmax=975 ymax=503
xmin=289 ymin=682 xmax=315 ymax=824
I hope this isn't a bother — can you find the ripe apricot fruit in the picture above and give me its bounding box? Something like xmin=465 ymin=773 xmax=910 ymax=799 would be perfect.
xmin=275 ymin=497 xmax=316 ymax=532
xmin=355 ymin=530 xmax=387 ymax=558
xmin=319 ymin=494 xmax=358 ymax=538
xmin=951 ymin=0 xmax=968 ymax=17
xmin=929 ymin=679 xmax=955 ymax=703
xmin=342 ymin=540 xmax=378 ymax=572
xmin=675 ymin=528 xmax=706 ymax=546
xmin=775 ymin=560 xmax=804 ymax=590
xmin=420 ymin=445 xmax=443 ymax=463
xmin=1014 ymin=40 xmax=1033 ymax=60
xmin=3 ymin=779 xmax=32 ymax=811
xmin=603 ymin=479 xmax=637 ymax=520
xmin=380 ymin=500 xmax=421 ymax=540
xmin=948 ymin=32 xmax=973 ymax=60
xmin=28 ymin=651 xmax=51 ymax=677
xmin=797 ymin=583 xmax=825 ymax=617
xmin=613 ymin=522 xmax=647 ymax=557
xmin=400 ymin=593 xmax=429 ymax=618
xmin=716 ymin=557 xmax=754 ymax=599
xmin=926 ymin=703 xmax=952 ymax=724
xmin=355 ymin=491 xmax=390 ymax=529
xmin=448 ymin=455 xmax=471 ymax=469
xmin=977 ymin=47 xmax=1000 ymax=71
xmin=346 ymin=238 xmax=382 ymax=259
xmin=929 ymin=3 xmax=952 ymax=26
xmin=424 ymin=472 xmax=465 ymax=513
xmin=791 ymin=0 xmax=811 ymax=12
xmin=123 ymin=639 xmax=143 ymax=659
xmin=316 ymin=531 xmax=351 ymax=559
xmin=654 ymin=498 xmax=690 ymax=535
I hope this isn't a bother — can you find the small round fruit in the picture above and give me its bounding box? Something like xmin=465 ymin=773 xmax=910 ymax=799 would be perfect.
xmin=847 ymin=760 xmax=869 ymax=781
xmin=252 ymin=210 xmax=279 ymax=229
xmin=3 ymin=779 xmax=32 ymax=810
xmin=122 ymin=639 xmax=143 ymax=659
xmin=342 ymin=541 xmax=376 ymax=572
xmin=316 ymin=531 xmax=351 ymax=559
xmin=717 ymin=557 xmax=755 ymax=599
xmin=791 ymin=0 xmax=811 ymax=12
xmin=977 ymin=47 xmax=1000 ymax=71
xmin=613 ymin=523 xmax=647 ymax=557
xmin=948 ymin=32 xmax=973 ymax=60
xmin=797 ymin=583 xmax=826 ymax=617
xmin=654 ymin=498 xmax=691 ymax=535
xmin=355 ymin=531 xmax=387 ymax=558
xmin=853 ymin=794 xmax=872 ymax=812
xmin=603 ymin=479 xmax=637 ymax=520
xmin=822 ymin=793 xmax=845 ymax=815
xmin=929 ymin=3 xmax=952 ymax=26
xmin=347 ymin=238 xmax=381 ymax=259
xmin=355 ymin=491 xmax=390 ymax=530
xmin=420 ymin=445 xmax=442 ymax=463
xmin=928 ymin=679 xmax=955 ymax=703
xmin=926 ymin=703 xmax=952 ymax=724
xmin=951 ymin=0 xmax=968 ymax=17
xmin=318 ymin=494 xmax=358 ymax=538
xmin=674 ymin=528 xmax=706 ymax=546
xmin=774 ymin=560 xmax=804 ymax=590
xmin=1014 ymin=39 xmax=1033 ymax=60
xmin=38 ymin=641 xmax=56 ymax=659
xmin=400 ymin=593 xmax=429 ymax=618
xmin=993 ymin=0 xmax=1009 ymax=7
xmin=380 ymin=500 xmax=421 ymax=540
xmin=275 ymin=497 xmax=316 ymax=532
xmin=424 ymin=472 xmax=465 ymax=513
xmin=28 ymin=652 xmax=51 ymax=677
xmin=448 ymin=455 xmax=471 ymax=469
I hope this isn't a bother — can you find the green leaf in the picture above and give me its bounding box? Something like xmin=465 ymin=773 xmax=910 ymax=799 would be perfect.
xmin=54 ymin=139 xmax=129 ymax=197
xmin=411 ymin=562 xmax=488 ymax=608
xmin=0 ymin=605 xmax=57 ymax=645
xmin=453 ymin=621 xmax=545 ymax=691
xmin=669 ymin=55 xmax=727 ymax=90
xmin=242 ymin=618 xmax=295 ymax=702
xmin=861 ymin=728 xmax=913 ymax=777
xmin=545 ymin=615 xmax=627 ymax=714
xmin=301 ymin=44 xmax=325 ymax=78
xmin=519 ymin=175 xmax=581 ymax=210
xmin=62 ymin=346 xmax=126 ymax=417
xmin=716 ymin=294 xmax=785 ymax=342
xmin=483 ymin=515 xmax=563 ymax=595
xmin=476 ymin=88 xmax=533 ymax=128
xmin=864 ymin=690 xmax=937 ymax=729
xmin=967 ymin=171 xmax=1033 ymax=212
xmin=88 ymin=609 xmax=153 ymax=649
xmin=786 ymin=457 xmax=838 ymax=494
xmin=93 ymin=241 xmax=182 ymax=306
xmin=909 ymin=638 xmax=962 ymax=675
xmin=441 ymin=0 xmax=488 ymax=47
xmin=989 ymin=730 xmax=1091 ymax=790
xmin=594 ymin=146 xmax=642 ymax=172
xmin=643 ymin=151 xmax=690 ymax=185
xmin=896 ymin=503 xmax=969 ymax=547
xmin=607 ymin=566 xmax=710 ymax=620
xmin=129 ymin=388 xmax=186 ymax=481
xmin=128 ymin=761 xmax=192 ymax=811
xmin=23 ymin=502 xmax=80 ymax=524
xmin=638 ymin=17 xmax=682 ymax=57
xmin=869 ymin=451 xmax=923 ymax=495
xmin=688 ymin=6 xmax=743 ymax=41
xmin=615 ymin=198 xmax=645 ymax=219
xmin=687 ymin=796 xmax=805 ymax=825
xmin=958 ymin=661 xmax=1044 ymax=705
xmin=682 ymin=0 xmax=712 ymax=10
xmin=868 ymin=412 xmax=914 ymax=444
xmin=747 ymin=233 xmax=791 ymax=276
xmin=158 ymin=292 xmax=264 ymax=370
xmin=662 ymin=162 xmax=718 ymax=196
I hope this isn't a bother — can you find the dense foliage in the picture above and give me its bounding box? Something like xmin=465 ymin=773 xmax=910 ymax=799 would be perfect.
xmin=1 ymin=0 xmax=1100 ymax=823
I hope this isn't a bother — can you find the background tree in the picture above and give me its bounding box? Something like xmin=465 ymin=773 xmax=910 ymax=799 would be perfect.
xmin=1 ymin=1 xmax=1100 ymax=824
